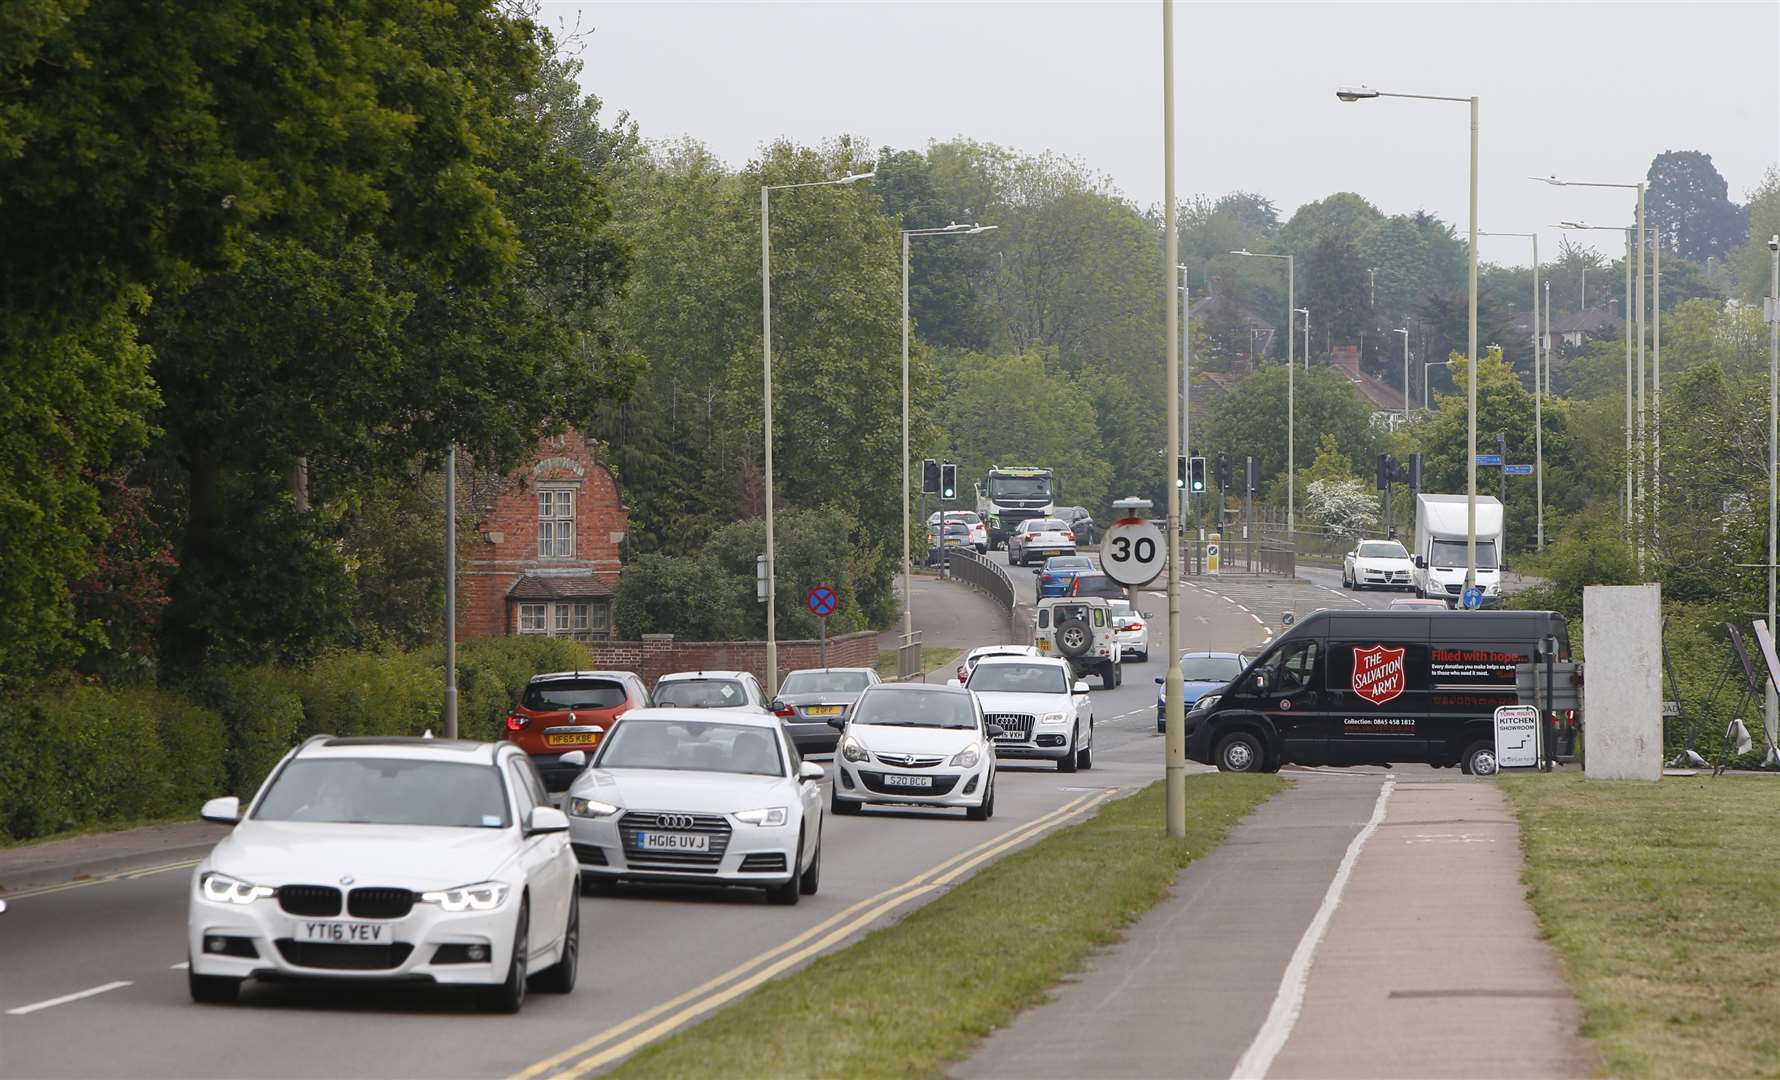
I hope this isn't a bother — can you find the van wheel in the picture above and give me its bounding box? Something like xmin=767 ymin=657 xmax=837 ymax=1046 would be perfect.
xmin=1462 ymin=742 xmax=1499 ymax=777
xmin=1216 ymin=732 xmax=1266 ymax=773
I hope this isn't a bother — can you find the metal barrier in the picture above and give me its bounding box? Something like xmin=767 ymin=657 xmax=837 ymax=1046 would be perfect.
xmin=896 ymin=629 xmax=925 ymax=681
xmin=943 ymin=547 xmax=1017 ymax=615
xmin=1179 ymin=538 xmax=1297 ymax=577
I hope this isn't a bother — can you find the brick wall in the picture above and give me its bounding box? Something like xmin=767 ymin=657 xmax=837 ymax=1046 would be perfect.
xmin=581 ymin=631 xmax=880 ymax=688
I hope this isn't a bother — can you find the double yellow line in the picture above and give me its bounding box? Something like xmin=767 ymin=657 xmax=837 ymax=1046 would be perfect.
xmin=511 ymin=787 xmax=1124 ymax=1080
xmin=2 ymin=857 xmax=201 ymax=902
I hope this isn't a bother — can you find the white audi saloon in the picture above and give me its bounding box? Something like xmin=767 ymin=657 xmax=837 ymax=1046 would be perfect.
xmin=558 ymin=708 xmax=825 ymax=904
xmin=186 ymin=736 xmax=580 ymax=1013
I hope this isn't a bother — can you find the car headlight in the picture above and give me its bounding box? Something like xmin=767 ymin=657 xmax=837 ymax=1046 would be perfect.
xmin=419 ymin=881 xmax=510 ymax=912
xmin=840 ymin=735 xmax=871 ymax=763
xmin=735 ymin=807 xmax=788 ymax=827
xmin=1190 ymin=694 xmax=1220 ymax=713
xmin=200 ymin=872 xmax=274 ymax=905
xmin=567 ymin=796 xmax=621 ymax=818
xmin=1039 ymin=711 xmax=1068 ymax=725
xmin=950 ymin=746 xmax=980 ymax=768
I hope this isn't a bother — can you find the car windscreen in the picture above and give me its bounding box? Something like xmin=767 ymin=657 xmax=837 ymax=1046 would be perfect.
xmin=1047 ymin=557 xmax=1093 ymax=570
xmin=1358 ymin=542 xmax=1408 ymax=559
xmin=1430 ymin=539 xmax=1499 ymax=569
xmin=1072 ymin=575 xmax=1128 ymax=599
xmin=968 ymin=663 xmax=1070 ymax=694
xmin=653 ymin=679 xmax=748 ymax=708
xmin=849 ymin=690 xmax=977 ymax=729
xmin=780 ymin=670 xmax=871 ymax=695
xmin=522 ymin=678 xmax=627 ymax=711
xmin=594 ymin=719 xmax=784 ymax=776
xmin=991 ymin=477 xmax=1051 ymax=497
xmin=1025 ymin=519 xmax=1066 ymax=532
xmin=1180 ymin=657 xmax=1244 ymax=682
xmin=254 ymin=759 xmax=510 ymax=828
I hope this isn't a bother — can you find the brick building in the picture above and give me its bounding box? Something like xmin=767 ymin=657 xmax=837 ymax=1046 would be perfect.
xmin=456 ymin=432 xmax=626 ymax=642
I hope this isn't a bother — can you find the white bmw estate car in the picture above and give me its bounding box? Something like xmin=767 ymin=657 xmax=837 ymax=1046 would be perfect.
xmin=187 ymin=736 xmax=579 ymax=1013
xmin=559 ymin=708 xmax=825 ymax=905
xmin=966 ymin=655 xmax=1095 ymax=772
xmin=830 ymin=683 xmax=998 ymax=820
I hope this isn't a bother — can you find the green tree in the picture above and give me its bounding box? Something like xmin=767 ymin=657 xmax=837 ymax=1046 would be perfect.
xmin=612 ymin=554 xmax=745 ymax=641
xmin=1206 ymin=365 xmax=1376 ymax=493
xmin=937 ymin=351 xmax=1114 ymax=514
xmin=1642 ymin=150 xmax=1748 ymax=264
xmin=1727 ymin=167 xmax=1779 ymax=305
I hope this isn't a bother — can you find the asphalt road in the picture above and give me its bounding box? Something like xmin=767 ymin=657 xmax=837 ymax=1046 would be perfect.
xmin=0 ymin=580 xmax=1270 ymax=1080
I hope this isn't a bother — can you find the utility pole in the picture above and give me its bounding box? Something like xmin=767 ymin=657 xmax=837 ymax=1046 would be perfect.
xmin=1161 ymin=0 xmax=1186 ymax=839
xmin=444 ymin=446 xmax=458 ymax=739
xmin=1767 ymin=234 xmax=1777 ymax=742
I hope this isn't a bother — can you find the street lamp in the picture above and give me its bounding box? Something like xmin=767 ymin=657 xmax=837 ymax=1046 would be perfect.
xmin=1556 ymin=220 xmax=1646 ymax=538
xmin=1478 ymin=229 xmax=1544 ymax=550
xmin=1392 ymin=327 xmax=1410 ymax=422
xmin=901 ymin=222 xmax=996 ymax=658
xmin=1341 ymin=85 xmax=1481 ymax=591
xmin=1424 ymin=359 xmax=1455 ymax=412
xmin=762 ymin=169 xmax=873 ymax=695
xmin=1536 ymin=175 xmax=1647 ymax=564
xmin=1177 ymin=263 xmax=1191 ymax=532
xmin=1767 ymin=234 xmax=1779 ymax=742
xmin=1295 ymin=307 xmax=1310 ymax=371
xmin=1230 ymin=248 xmax=1295 ymax=531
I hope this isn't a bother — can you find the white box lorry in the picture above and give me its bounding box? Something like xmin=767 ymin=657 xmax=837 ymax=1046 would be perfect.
xmin=1412 ymin=494 xmax=1504 ymax=607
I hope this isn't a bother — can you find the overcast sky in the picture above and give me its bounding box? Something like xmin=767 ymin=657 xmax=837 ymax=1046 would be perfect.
xmin=554 ymin=1 xmax=1779 ymax=266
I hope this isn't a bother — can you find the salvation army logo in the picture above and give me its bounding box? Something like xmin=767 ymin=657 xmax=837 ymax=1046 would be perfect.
xmin=1352 ymin=643 xmax=1406 ymax=706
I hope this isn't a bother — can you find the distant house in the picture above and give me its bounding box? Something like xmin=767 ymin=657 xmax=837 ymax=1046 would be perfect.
xmin=456 ymin=431 xmax=626 ymax=643
xmin=1551 ymin=304 xmax=1623 ymax=349
xmin=1328 ymin=345 xmax=1410 ymax=424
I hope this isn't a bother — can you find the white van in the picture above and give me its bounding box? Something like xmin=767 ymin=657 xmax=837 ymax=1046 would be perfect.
xmin=1411 ymin=494 xmax=1504 ymax=606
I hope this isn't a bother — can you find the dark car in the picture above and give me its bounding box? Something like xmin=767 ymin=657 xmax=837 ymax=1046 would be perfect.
xmin=1056 ymin=506 xmax=1095 ymax=547
xmin=1185 ymin=609 xmax=1570 ymax=776
xmin=1068 ymin=572 xmax=1129 ymax=602
xmin=1035 ymin=555 xmax=1096 ymax=601
xmin=771 ymin=667 xmax=882 ymax=753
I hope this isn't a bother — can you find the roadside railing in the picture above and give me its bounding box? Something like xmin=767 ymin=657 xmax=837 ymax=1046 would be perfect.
xmin=896 ymin=628 xmax=925 ymax=682
xmin=1178 ymin=538 xmax=1297 ymax=577
xmin=944 ymin=547 xmax=1017 ymax=616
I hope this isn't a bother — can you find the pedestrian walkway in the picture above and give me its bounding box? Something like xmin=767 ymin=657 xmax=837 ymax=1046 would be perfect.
xmin=953 ymin=774 xmax=1596 ymax=1079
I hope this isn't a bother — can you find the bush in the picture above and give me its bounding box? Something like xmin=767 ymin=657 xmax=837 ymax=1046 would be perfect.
xmin=613 ymin=553 xmax=744 ymax=641
xmin=187 ymin=665 xmax=307 ymax=799
xmin=451 ymin=636 xmax=593 ymax=742
xmin=0 ymin=686 xmax=226 ymax=842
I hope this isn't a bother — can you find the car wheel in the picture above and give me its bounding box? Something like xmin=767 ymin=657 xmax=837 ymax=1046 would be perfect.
xmin=188 ymin=963 xmax=240 ymax=1005
xmin=532 ymin=893 xmax=578 ymax=994
xmin=768 ymin=832 xmax=804 ymax=906
xmin=967 ymin=778 xmax=993 ymax=821
xmin=1215 ymin=731 xmax=1266 ymax=773
xmin=1057 ymin=727 xmax=1079 ymax=773
xmin=1136 ymin=649 xmax=1149 ymax=663
xmin=830 ymin=789 xmax=860 ymax=815
xmin=1462 ymin=741 xmax=1499 ymax=777
xmin=483 ymin=897 xmax=529 ymax=1013
xmin=1077 ymin=742 xmax=1093 ymax=770
xmin=1100 ymin=662 xmax=1117 ymax=690
xmin=798 ymin=830 xmax=822 ymax=896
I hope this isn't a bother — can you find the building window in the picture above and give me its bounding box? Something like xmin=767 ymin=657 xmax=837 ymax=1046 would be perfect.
xmin=513 ymin=599 xmax=611 ymax=641
xmin=588 ymin=601 xmax=611 ymax=639
xmin=571 ymin=603 xmax=590 ymax=632
xmin=555 ymin=605 xmax=572 ymax=633
xmin=518 ymin=603 xmax=547 ymax=634
xmin=538 ymin=488 xmax=575 ymax=558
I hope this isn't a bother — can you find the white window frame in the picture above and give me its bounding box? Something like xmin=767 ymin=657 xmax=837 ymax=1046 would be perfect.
xmin=517 ymin=603 xmax=547 ymax=634
xmin=537 ymin=487 xmax=576 ymax=559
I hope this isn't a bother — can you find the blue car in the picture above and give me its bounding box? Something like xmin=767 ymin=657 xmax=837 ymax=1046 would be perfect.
xmin=1155 ymin=651 xmax=1248 ymax=732
xmin=1035 ymin=555 xmax=1097 ymax=601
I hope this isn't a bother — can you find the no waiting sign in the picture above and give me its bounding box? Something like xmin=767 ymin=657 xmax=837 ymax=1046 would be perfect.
xmin=806 ymin=584 xmax=839 ymax=618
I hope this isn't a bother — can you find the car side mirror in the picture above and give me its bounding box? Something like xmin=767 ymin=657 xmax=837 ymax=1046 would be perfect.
xmin=1072 ymin=681 xmax=1091 ymax=695
xmin=1032 ymin=568 xmax=1042 ymax=575
xmin=526 ymin=806 xmax=570 ymax=835
xmin=200 ymin=796 xmax=240 ymax=825
xmin=557 ymin=750 xmax=588 ymax=769
xmin=826 ymin=716 xmax=847 ymax=730
xmin=1414 ymin=555 xmax=1427 ymax=568
xmin=798 ymin=761 xmax=826 ymax=784
xmin=1154 ymin=676 xmax=1165 ymax=685
xmin=986 ymin=723 xmax=1006 ymax=739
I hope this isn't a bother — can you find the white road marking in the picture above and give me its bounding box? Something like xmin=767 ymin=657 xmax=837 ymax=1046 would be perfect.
xmin=170 ymin=962 xmax=189 ymax=970
xmin=6 ymin=981 xmax=133 ymax=1016
xmin=1230 ymin=779 xmax=1396 ymax=1080
xmin=1250 ymin=614 xmax=1265 ymax=626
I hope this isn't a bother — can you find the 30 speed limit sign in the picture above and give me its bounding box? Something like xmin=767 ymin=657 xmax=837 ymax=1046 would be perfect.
xmin=1100 ymin=517 xmax=1166 ymax=587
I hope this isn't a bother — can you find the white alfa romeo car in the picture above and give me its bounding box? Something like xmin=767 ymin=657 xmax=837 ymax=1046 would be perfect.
xmin=830 ymin=683 xmax=998 ymax=820
xmin=559 ymin=708 xmax=825 ymax=904
xmin=186 ymin=736 xmax=580 ymax=1013
xmin=1342 ymin=538 xmax=1415 ymax=591
xmin=966 ymin=655 xmax=1095 ymax=772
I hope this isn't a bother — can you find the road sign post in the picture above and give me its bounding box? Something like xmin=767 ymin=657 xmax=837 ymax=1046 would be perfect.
xmin=1101 ymin=515 xmax=1166 ymax=588
xmin=1462 ymin=584 xmax=1485 ymax=610
xmin=1503 ymin=464 xmax=1534 ymax=476
xmin=1206 ymin=532 xmax=1221 ymax=576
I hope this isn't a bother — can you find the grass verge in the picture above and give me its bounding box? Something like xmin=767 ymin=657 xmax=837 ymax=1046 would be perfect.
xmin=609 ymin=774 xmax=1286 ymax=1080
xmin=1500 ymin=772 xmax=1780 ymax=1078
xmin=872 ymin=646 xmax=962 ymax=680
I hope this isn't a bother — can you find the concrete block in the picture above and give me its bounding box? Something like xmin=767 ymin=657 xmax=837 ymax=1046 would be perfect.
xmin=1583 ymin=583 xmax=1663 ymax=781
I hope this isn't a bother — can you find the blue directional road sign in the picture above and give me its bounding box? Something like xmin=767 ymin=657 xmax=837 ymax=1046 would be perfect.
xmin=1461 ymin=585 xmax=1485 ymax=610
xmin=1476 ymin=453 xmax=1503 ymax=466
xmin=1503 ymin=463 xmax=1534 ymax=476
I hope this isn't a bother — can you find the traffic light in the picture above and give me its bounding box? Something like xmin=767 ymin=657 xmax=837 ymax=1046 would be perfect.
xmin=1377 ymin=453 xmax=1396 ymax=490
xmin=922 ymin=458 xmax=939 ymax=495
xmin=1176 ymin=455 xmax=1187 ymax=489
xmin=940 ymin=463 xmax=957 ymax=500
xmin=1214 ymin=452 xmax=1231 ymax=491
xmin=1407 ymin=452 xmax=1423 ymax=490
xmin=1189 ymin=455 xmax=1207 ymax=493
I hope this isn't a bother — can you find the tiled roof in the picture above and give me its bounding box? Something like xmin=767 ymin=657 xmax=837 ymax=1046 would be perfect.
xmin=507 ymin=573 xmax=616 ymax=601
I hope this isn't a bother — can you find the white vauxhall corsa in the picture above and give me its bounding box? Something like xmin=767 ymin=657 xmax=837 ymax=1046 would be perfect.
xmin=559 ymin=708 xmax=825 ymax=905
xmin=830 ymin=684 xmax=998 ymax=820
xmin=186 ymin=736 xmax=579 ymax=1013
xmin=966 ymin=655 xmax=1095 ymax=772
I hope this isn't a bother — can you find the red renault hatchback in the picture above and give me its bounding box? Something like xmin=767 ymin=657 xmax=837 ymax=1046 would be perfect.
xmin=505 ymin=670 xmax=650 ymax=791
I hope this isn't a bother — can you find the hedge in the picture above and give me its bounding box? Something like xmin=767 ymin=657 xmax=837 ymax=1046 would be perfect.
xmin=1 ymin=636 xmax=595 ymax=844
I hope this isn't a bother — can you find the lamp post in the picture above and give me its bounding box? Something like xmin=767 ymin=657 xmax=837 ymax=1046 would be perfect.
xmin=1162 ymin=0 xmax=1185 ymax=838
xmin=762 ymin=169 xmax=873 ymax=695
xmin=1341 ymin=86 xmax=1480 ymax=590
xmin=1766 ymin=234 xmax=1778 ymax=741
xmin=1392 ymin=327 xmax=1410 ymax=423
xmin=1231 ymin=248 xmax=1295 ymax=530
xmin=1178 ymin=263 xmax=1191 ymax=532
xmin=901 ymin=222 xmax=996 ymax=658
xmin=1296 ymin=307 xmax=1310 ymax=370
xmin=1478 ymin=230 xmax=1543 ymax=550
xmin=444 ymin=445 xmax=457 ymax=739
xmin=1537 ymin=176 xmax=1647 ymax=565
xmin=1424 ymin=359 xmax=1455 ymax=412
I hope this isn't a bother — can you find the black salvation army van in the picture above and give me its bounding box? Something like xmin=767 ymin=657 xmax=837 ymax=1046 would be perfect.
xmin=1184 ymin=608 xmax=1569 ymax=776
